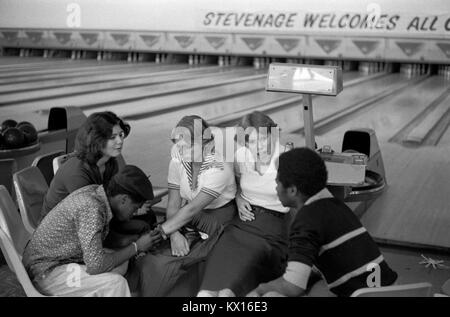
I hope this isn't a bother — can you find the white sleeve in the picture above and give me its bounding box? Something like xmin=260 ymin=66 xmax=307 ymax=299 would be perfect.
xmin=167 ymin=159 xmax=181 ymax=190
xmin=200 ymin=163 xmax=232 ymax=198
xmin=282 ymin=261 xmax=312 ymax=290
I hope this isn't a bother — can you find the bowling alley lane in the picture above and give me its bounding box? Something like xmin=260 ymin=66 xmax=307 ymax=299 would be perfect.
xmin=0 ymin=59 xmax=162 ymax=77
xmin=266 ymin=73 xmax=413 ymax=133
xmin=439 ymin=121 xmax=450 ymax=147
xmin=316 ymin=75 xmax=450 ymax=147
xmin=84 ymin=72 xmax=266 ymax=117
xmin=0 ymin=61 xmax=184 ymax=84
xmin=0 ymin=56 xmax=75 ymax=67
xmin=0 ymin=66 xmax=240 ymax=104
xmin=0 ymin=64 xmax=192 ymax=93
xmin=0 ymin=67 xmax=263 ymax=118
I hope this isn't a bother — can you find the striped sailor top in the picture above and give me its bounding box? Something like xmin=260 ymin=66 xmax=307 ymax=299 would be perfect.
xmin=167 ymin=150 xmax=236 ymax=210
xmin=288 ymin=192 xmax=397 ymax=296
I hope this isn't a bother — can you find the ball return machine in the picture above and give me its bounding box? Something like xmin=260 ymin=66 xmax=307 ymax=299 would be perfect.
xmin=266 ymin=63 xmax=386 ymax=216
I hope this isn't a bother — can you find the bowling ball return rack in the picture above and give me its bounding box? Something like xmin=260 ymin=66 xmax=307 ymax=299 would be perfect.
xmin=266 ymin=63 xmax=386 ymax=211
xmin=0 ymin=106 xmax=87 ymax=194
xmin=0 ymin=142 xmax=41 ymax=159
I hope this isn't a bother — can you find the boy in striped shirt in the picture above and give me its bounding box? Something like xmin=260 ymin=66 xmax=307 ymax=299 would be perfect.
xmin=248 ymin=147 xmax=397 ymax=297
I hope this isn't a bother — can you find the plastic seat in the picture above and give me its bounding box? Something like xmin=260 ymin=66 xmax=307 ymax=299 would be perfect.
xmin=350 ymin=282 xmax=432 ymax=297
xmin=442 ymin=278 xmax=450 ymax=296
xmin=0 ymin=185 xmax=47 ymax=297
xmin=0 ymin=158 xmax=18 ymax=197
xmin=52 ymin=152 xmax=73 ymax=174
xmin=0 ymin=186 xmax=31 ymax=267
xmin=32 ymin=150 xmax=65 ymax=185
xmin=0 ymin=228 xmax=47 ymax=297
xmin=13 ymin=167 xmax=48 ymax=234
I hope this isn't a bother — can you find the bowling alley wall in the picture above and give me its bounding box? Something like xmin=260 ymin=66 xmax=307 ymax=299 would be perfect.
xmin=0 ymin=0 xmax=449 ymax=63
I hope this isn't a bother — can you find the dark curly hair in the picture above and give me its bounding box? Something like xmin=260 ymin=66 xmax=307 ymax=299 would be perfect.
xmin=278 ymin=147 xmax=328 ymax=198
xmin=75 ymin=111 xmax=130 ymax=165
xmin=106 ymin=177 xmax=145 ymax=204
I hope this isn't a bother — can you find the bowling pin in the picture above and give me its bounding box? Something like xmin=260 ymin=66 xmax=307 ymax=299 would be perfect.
xmin=253 ymin=57 xmax=260 ymax=69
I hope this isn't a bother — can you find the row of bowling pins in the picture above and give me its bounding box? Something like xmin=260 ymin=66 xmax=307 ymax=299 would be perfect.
xmin=218 ymin=56 xmax=239 ymax=66
xmin=437 ymin=65 xmax=450 ymax=80
xmin=126 ymin=52 xmax=146 ymax=62
xmin=72 ymin=50 xmax=86 ymax=59
xmin=400 ymin=64 xmax=428 ymax=78
xmin=188 ymin=54 xmax=209 ymax=65
xmin=324 ymin=60 xmax=343 ymax=67
xmin=155 ymin=53 xmax=168 ymax=63
xmin=253 ymin=57 xmax=272 ymax=69
xmin=286 ymin=58 xmax=304 ymax=64
xmin=359 ymin=62 xmax=385 ymax=74
xmin=19 ymin=48 xmax=34 ymax=57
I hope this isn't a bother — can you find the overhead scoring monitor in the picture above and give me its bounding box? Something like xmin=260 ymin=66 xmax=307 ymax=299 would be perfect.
xmin=266 ymin=63 xmax=343 ymax=96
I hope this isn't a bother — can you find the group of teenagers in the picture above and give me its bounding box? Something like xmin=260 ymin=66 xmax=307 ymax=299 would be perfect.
xmin=22 ymin=110 xmax=398 ymax=297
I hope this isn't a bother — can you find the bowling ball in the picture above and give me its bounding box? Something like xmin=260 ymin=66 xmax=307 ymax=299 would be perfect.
xmin=0 ymin=132 xmax=4 ymax=150
xmin=2 ymin=127 xmax=25 ymax=149
xmin=16 ymin=121 xmax=33 ymax=129
xmin=1 ymin=119 xmax=17 ymax=133
xmin=18 ymin=123 xmax=38 ymax=145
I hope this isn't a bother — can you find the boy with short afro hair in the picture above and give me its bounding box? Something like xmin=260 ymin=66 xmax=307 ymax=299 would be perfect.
xmin=248 ymin=147 xmax=397 ymax=297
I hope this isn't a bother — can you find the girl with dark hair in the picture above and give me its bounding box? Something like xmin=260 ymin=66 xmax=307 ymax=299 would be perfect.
xmin=126 ymin=115 xmax=237 ymax=297
xmin=198 ymin=111 xmax=291 ymax=297
xmin=41 ymin=111 xmax=130 ymax=219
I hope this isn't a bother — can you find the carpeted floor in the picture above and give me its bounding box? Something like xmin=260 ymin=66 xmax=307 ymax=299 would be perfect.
xmin=0 ymin=264 xmax=26 ymax=297
xmin=1 ymin=246 xmax=449 ymax=297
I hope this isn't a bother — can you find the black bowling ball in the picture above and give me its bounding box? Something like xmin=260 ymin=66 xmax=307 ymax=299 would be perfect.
xmin=18 ymin=123 xmax=38 ymax=145
xmin=2 ymin=127 xmax=25 ymax=149
xmin=16 ymin=121 xmax=33 ymax=129
xmin=1 ymin=119 xmax=17 ymax=133
xmin=0 ymin=132 xmax=4 ymax=150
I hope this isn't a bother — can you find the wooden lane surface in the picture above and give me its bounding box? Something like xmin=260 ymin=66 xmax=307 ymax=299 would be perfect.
xmin=267 ymin=73 xmax=406 ymax=134
xmin=360 ymin=143 xmax=450 ymax=250
xmin=0 ymin=64 xmax=192 ymax=92
xmin=317 ymin=76 xmax=450 ymax=146
xmin=0 ymin=67 xmax=239 ymax=104
xmin=0 ymin=69 xmax=263 ymax=118
xmin=438 ymin=123 xmax=450 ymax=147
xmin=0 ymin=60 xmax=162 ymax=77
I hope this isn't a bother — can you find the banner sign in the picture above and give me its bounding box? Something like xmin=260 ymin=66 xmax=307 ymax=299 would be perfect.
xmin=200 ymin=11 xmax=450 ymax=37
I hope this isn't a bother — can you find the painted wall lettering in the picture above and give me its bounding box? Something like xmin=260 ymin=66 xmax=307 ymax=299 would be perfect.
xmin=203 ymin=12 xmax=298 ymax=29
xmin=201 ymin=10 xmax=449 ymax=36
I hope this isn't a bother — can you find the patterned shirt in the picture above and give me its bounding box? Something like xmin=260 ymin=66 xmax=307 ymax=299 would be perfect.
xmin=23 ymin=185 xmax=115 ymax=281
